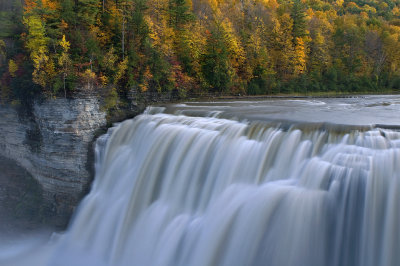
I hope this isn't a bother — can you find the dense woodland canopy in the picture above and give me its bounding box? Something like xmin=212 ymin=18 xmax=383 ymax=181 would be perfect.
xmin=1 ymin=0 xmax=400 ymax=108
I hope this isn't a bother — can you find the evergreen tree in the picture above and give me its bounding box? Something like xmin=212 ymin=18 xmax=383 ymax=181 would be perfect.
xmin=291 ymin=0 xmax=307 ymax=42
xmin=77 ymin=0 xmax=99 ymax=27
xmin=168 ymin=0 xmax=194 ymax=30
xmin=201 ymin=27 xmax=232 ymax=93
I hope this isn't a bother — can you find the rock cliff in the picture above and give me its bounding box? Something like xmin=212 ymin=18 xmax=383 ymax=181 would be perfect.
xmin=0 ymin=97 xmax=107 ymax=225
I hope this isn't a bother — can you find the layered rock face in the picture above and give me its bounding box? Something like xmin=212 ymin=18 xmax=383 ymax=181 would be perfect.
xmin=0 ymin=97 xmax=106 ymax=225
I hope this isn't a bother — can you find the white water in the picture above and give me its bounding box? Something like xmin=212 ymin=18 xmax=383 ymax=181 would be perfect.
xmin=1 ymin=107 xmax=400 ymax=266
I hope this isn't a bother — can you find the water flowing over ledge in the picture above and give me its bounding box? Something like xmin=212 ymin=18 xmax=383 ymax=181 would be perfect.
xmin=159 ymin=95 xmax=400 ymax=128
xmin=1 ymin=103 xmax=400 ymax=266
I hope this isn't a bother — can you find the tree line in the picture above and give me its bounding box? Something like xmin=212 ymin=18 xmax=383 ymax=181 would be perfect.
xmin=1 ymin=0 xmax=400 ymax=107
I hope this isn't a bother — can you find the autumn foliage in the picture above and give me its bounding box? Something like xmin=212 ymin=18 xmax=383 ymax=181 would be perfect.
xmin=1 ymin=0 xmax=400 ymax=104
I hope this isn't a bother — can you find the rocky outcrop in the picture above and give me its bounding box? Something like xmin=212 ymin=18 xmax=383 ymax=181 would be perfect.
xmin=0 ymin=97 xmax=106 ymax=225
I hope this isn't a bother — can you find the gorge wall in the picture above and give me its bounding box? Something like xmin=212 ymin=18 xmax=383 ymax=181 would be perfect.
xmin=0 ymin=97 xmax=107 ymax=225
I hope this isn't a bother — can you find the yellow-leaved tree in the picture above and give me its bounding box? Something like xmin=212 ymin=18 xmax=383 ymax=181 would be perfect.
xmin=58 ymin=35 xmax=72 ymax=98
xmin=269 ymin=14 xmax=295 ymax=80
xmin=8 ymin=59 xmax=18 ymax=77
xmin=82 ymin=69 xmax=96 ymax=90
xmin=293 ymin=37 xmax=307 ymax=75
xmin=23 ymin=14 xmax=55 ymax=91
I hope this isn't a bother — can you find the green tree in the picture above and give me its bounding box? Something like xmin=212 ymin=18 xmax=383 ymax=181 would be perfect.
xmin=168 ymin=0 xmax=194 ymax=29
xmin=77 ymin=0 xmax=99 ymax=26
xmin=291 ymin=0 xmax=307 ymax=42
xmin=201 ymin=27 xmax=233 ymax=93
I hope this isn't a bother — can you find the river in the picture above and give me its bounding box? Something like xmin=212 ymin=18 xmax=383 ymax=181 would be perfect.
xmin=1 ymin=95 xmax=400 ymax=266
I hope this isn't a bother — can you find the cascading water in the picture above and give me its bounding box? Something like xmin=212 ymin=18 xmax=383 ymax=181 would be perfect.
xmin=1 ymin=97 xmax=400 ymax=266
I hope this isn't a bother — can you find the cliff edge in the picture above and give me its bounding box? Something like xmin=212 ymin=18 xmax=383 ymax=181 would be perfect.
xmin=0 ymin=97 xmax=107 ymax=226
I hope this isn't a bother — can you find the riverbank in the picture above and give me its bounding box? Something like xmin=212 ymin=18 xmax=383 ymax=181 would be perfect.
xmin=184 ymin=90 xmax=400 ymax=102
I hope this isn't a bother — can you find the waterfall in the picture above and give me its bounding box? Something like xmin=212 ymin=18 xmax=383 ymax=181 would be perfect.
xmin=2 ymin=110 xmax=400 ymax=266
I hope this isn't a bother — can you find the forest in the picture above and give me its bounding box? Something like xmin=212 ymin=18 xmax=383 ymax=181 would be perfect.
xmin=1 ymin=0 xmax=400 ymax=108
